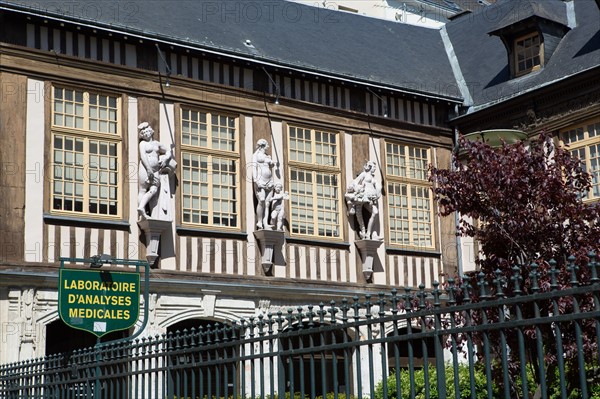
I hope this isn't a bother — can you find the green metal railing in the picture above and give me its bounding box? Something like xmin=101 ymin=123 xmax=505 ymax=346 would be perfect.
xmin=2 ymin=256 xmax=600 ymax=398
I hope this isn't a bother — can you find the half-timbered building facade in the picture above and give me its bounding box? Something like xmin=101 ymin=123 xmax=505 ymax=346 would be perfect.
xmin=0 ymin=0 xmax=598 ymax=392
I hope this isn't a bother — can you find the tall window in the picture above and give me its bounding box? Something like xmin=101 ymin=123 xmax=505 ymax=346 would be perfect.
xmin=180 ymin=108 xmax=239 ymax=228
xmin=561 ymin=120 xmax=600 ymax=201
xmin=385 ymin=142 xmax=434 ymax=248
xmin=51 ymin=87 xmax=121 ymax=217
xmin=514 ymin=32 xmax=542 ymax=76
xmin=287 ymin=126 xmax=341 ymax=238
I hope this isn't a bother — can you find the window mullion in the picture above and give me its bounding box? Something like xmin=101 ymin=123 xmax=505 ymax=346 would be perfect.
xmin=207 ymin=154 xmax=213 ymax=223
xmin=406 ymin=183 xmax=413 ymax=246
xmin=312 ymin=170 xmax=319 ymax=236
xmin=207 ymin=112 xmax=212 ymax=150
xmin=83 ymin=138 xmax=90 ymax=215
xmin=84 ymin=99 xmax=89 ymax=132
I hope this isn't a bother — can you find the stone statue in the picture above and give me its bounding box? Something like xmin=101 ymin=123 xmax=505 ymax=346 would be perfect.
xmin=137 ymin=122 xmax=176 ymax=221
xmin=252 ymin=139 xmax=276 ymax=229
xmin=345 ymin=161 xmax=382 ymax=240
xmin=268 ymin=182 xmax=289 ymax=231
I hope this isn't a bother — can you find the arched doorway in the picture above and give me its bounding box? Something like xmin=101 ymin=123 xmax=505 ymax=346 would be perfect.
xmin=166 ymin=319 xmax=239 ymax=398
xmin=280 ymin=322 xmax=352 ymax=397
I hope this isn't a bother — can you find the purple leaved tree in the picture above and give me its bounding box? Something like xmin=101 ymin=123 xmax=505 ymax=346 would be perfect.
xmin=429 ymin=133 xmax=600 ymax=395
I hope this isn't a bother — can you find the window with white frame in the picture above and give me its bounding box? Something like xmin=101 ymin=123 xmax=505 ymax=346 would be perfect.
xmin=51 ymin=87 xmax=121 ymax=217
xmin=180 ymin=108 xmax=239 ymax=228
xmin=561 ymin=119 xmax=600 ymax=201
xmin=287 ymin=125 xmax=341 ymax=238
xmin=385 ymin=142 xmax=434 ymax=248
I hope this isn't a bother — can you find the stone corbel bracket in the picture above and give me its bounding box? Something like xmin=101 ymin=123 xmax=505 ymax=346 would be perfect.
xmin=355 ymin=239 xmax=383 ymax=282
xmin=138 ymin=218 xmax=172 ymax=266
xmin=254 ymin=230 xmax=285 ymax=275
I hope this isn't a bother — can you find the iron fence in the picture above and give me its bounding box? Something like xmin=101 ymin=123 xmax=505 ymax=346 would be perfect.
xmin=2 ymin=256 xmax=600 ymax=398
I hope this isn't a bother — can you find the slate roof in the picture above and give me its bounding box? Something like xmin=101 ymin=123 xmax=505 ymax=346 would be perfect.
xmin=0 ymin=0 xmax=462 ymax=101
xmin=445 ymin=0 xmax=600 ymax=110
xmin=1 ymin=0 xmax=598 ymax=111
xmin=487 ymin=0 xmax=568 ymax=34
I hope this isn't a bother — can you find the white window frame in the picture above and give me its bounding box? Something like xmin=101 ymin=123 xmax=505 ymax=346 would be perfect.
xmin=384 ymin=141 xmax=435 ymax=249
xmin=179 ymin=107 xmax=240 ymax=229
xmin=287 ymin=125 xmax=342 ymax=239
xmin=50 ymin=86 xmax=122 ymax=218
xmin=514 ymin=31 xmax=543 ymax=76
xmin=560 ymin=118 xmax=600 ymax=202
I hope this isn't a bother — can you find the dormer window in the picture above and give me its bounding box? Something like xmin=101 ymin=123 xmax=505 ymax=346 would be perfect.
xmin=514 ymin=32 xmax=543 ymax=76
xmin=487 ymin=0 xmax=570 ymax=79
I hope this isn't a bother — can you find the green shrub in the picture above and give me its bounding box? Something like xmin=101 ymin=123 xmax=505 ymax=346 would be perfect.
xmin=374 ymin=363 xmax=497 ymax=399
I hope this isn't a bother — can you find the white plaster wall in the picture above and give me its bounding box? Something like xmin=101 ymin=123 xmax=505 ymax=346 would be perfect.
xmin=460 ymin=216 xmax=478 ymax=273
xmin=370 ymin=137 xmax=387 ymax=285
xmin=159 ymin=102 xmax=177 ymax=270
xmin=245 ymin=116 xmax=258 ymax=275
xmin=345 ymin=132 xmax=358 ymax=282
xmin=128 ymin=96 xmax=140 ymax=260
xmin=24 ymin=78 xmax=45 ymax=263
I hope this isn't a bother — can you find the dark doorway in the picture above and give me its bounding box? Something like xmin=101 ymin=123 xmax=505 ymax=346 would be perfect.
xmin=280 ymin=322 xmax=352 ymax=397
xmin=45 ymin=319 xmax=129 ymax=355
xmin=167 ymin=319 xmax=239 ymax=398
xmin=387 ymin=327 xmax=436 ymax=371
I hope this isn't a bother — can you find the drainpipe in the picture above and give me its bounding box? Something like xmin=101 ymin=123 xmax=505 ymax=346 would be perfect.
xmin=453 ymin=125 xmax=464 ymax=277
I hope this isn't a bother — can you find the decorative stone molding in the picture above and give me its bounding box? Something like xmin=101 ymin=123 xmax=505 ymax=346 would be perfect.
xmin=253 ymin=230 xmax=285 ymax=275
xmin=355 ymin=239 xmax=383 ymax=282
xmin=138 ymin=219 xmax=172 ymax=266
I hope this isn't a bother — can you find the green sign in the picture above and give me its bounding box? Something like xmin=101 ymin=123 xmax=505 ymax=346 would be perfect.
xmin=59 ymin=269 xmax=140 ymax=338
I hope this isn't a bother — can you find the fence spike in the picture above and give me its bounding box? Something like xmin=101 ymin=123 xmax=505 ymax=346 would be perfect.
xmin=432 ymin=281 xmax=441 ymax=307
xmin=267 ymin=313 xmax=274 ymax=335
xmin=365 ymin=294 xmax=373 ymax=318
xmin=318 ymin=302 xmax=326 ymax=324
xmin=286 ymin=308 xmax=294 ymax=331
xmin=276 ymin=311 xmax=284 ymax=332
xmin=446 ymin=278 xmax=456 ymax=305
xmin=189 ymin=327 xmax=196 ymax=346
xmin=589 ymin=251 xmax=599 ymax=284
xmin=329 ymin=300 xmax=338 ymax=324
xmin=352 ymin=296 xmax=361 ymax=320
xmin=477 ymin=271 xmax=489 ymax=299
xmin=182 ymin=329 xmax=189 ymax=348
xmin=567 ymin=255 xmax=579 ymax=287
xmin=493 ymin=269 xmax=505 ymax=298
xmin=511 ymin=265 xmax=523 ymax=295
xmin=296 ymin=306 xmax=304 ymax=328
xmin=257 ymin=314 xmax=265 ymax=336
xmin=530 ymin=262 xmax=540 ymax=292
xmin=307 ymin=304 xmax=315 ymax=327
xmin=341 ymin=298 xmax=349 ymax=322
xmin=390 ymin=289 xmax=400 ymax=314
xmin=417 ymin=284 xmax=427 ymax=309
xmin=377 ymin=293 xmax=386 ymax=318
xmin=248 ymin=317 xmax=256 ymax=337
xmin=167 ymin=331 xmax=174 ymax=350
xmin=460 ymin=276 xmax=471 ymax=303
xmin=404 ymin=287 xmax=413 ymax=311
xmin=198 ymin=325 xmax=205 ymax=345
xmin=549 ymin=259 xmax=559 ymax=290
